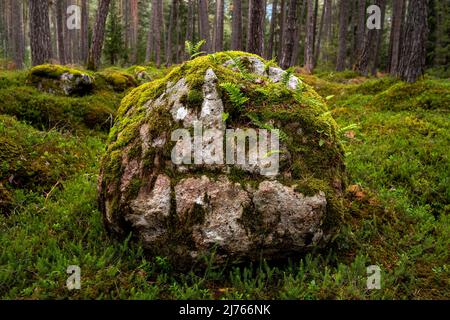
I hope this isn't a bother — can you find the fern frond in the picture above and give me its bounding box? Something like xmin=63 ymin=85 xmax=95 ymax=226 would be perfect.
xmin=220 ymin=82 xmax=249 ymax=109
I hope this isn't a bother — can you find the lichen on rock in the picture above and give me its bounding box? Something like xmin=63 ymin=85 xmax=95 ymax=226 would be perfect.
xmin=98 ymin=51 xmax=347 ymax=268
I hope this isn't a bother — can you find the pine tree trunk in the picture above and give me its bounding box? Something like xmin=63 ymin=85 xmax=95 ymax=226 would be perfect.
xmin=155 ymin=0 xmax=163 ymax=66
xmin=266 ymin=0 xmax=278 ymax=59
xmin=146 ymin=0 xmax=156 ymax=63
xmin=81 ymin=0 xmax=89 ymax=64
xmin=398 ymin=0 xmax=428 ymax=83
xmin=371 ymin=0 xmax=386 ymax=75
xmin=198 ymin=0 xmax=211 ymax=52
xmin=304 ymin=0 xmax=314 ymax=72
xmin=247 ymin=0 xmax=265 ymax=56
xmin=56 ymin=0 xmax=66 ymax=65
xmin=231 ymin=0 xmax=243 ymax=50
xmin=130 ymin=0 xmax=139 ymax=64
xmin=322 ymin=0 xmax=332 ymax=62
xmin=214 ymin=0 xmax=224 ymax=52
xmin=280 ymin=0 xmax=298 ymax=68
xmin=388 ymin=0 xmax=405 ymax=75
xmin=87 ymin=0 xmax=111 ymax=70
xmin=355 ymin=0 xmax=366 ymax=59
xmin=166 ymin=0 xmax=176 ymax=65
xmin=314 ymin=0 xmax=325 ymax=66
xmin=11 ymin=0 xmax=24 ymax=68
xmin=336 ymin=0 xmax=349 ymax=71
xmin=29 ymin=0 xmax=53 ymax=66
xmin=277 ymin=0 xmax=286 ymax=62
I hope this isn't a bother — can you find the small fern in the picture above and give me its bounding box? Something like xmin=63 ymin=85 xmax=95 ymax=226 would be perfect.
xmin=264 ymin=57 xmax=278 ymax=72
xmin=247 ymin=113 xmax=288 ymax=142
xmin=220 ymin=82 xmax=249 ymax=109
xmin=225 ymin=53 xmax=253 ymax=80
xmin=282 ymin=67 xmax=295 ymax=85
xmin=185 ymin=40 xmax=206 ymax=59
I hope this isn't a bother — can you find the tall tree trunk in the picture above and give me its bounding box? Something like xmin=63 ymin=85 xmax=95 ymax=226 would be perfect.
xmin=29 ymin=0 xmax=53 ymax=66
xmin=155 ymin=0 xmax=163 ymax=66
xmin=322 ymin=0 xmax=332 ymax=62
xmin=166 ymin=0 xmax=177 ymax=65
xmin=277 ymin=0 xmax=286 ymax=62
xmin=355 ymin=0 xmax=366 ymax=59
xmin=11 ymin=0 xmax=25 ymax=68
xmin=266 ymin=0 xmax=278 ymax=58
xmin=371 ymin=0 xmax=386 ymax=75
xmin=314 ymin=0 xmax=326 ymax=66
xmin=290 ymin=0 xmax=305 ymax=66
xmin=398 ymin=0 xmax=428 ymax=83
xmin=280 ymin=0 xmax=298 ymax=68
xmin=213 ymin=0 xmax=224 ymax=52
xmin=312 ymin=0 xmax=318 ymax=57
xmin=198 ymin=0 xmax=211 ymax=52
xmin=304 ymin=0 xmax=314 ymax=72
xmin=130 ymin=0 xmax=139 ymax=64
xmin=336 ymin=0 xmax=349 ymax=71
xmin=388 ymin=0 xmax=405 ymax=75
xmin=81 ymin=0 xmax=89 ymax=64
xmin=146 ymin=0 xmax=156 ymax=62
xmin=56 ymin=0 xmax=66 ymax=65
xmin=87 ymin=0 xmax=111 ymax=70
xmin=247 ymin=0 xmax=265 ymax=56
xmin=231 ymin=0 xmax=243 ymax=50
xmin=185 ymin=0 xmax=195 ymax=59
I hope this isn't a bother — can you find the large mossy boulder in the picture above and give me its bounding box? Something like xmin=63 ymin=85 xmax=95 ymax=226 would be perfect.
xmin=27 ymin=64 xmax=94 ymax=96
xmin=98 ymin=52 xmax=346 ymax=267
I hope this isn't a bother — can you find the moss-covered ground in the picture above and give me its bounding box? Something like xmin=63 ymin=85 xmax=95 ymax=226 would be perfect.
xmin=0 ymin=63 xmax=448 ymax=299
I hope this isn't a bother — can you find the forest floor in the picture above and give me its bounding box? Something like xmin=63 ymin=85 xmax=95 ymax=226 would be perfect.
xmin=0 ymin=66 xmax=448 ymax=299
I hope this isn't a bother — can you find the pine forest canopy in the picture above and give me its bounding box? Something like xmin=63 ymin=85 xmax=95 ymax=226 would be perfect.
xmin=0 ymin=0 xmax=448 ymax=81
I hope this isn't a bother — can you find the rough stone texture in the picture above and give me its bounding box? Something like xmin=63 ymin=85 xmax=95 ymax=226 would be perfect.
xmin=98 ymin=52 xmax=346 ymax=268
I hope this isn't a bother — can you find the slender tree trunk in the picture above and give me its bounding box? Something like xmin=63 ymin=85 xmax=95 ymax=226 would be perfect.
xmin=304 ymin=0 xmax=314 ymax=72
xmin=277 ymin=0 xmax=286 ymax=62
xmin=355 ymin=0 xmax=366 ymax=58
xmin=290 ymin=0 xmax=304 ymax=66
xmin=388 ymin=0 xmax=405 ymax=75
xmin=231 ymin=0 xmax=243 ymax=50
xmin=29 ymin=0 xmax=53 ymax=66
xmin=81 ymin=0 xmax=89 ymax=64
xmin=213 ymin=0 xmax=224 ymax=52
xmin=11 ymin=0 xmax=24 ymax=68
xmin=322 ymin=0 xmax=332 ymax=62
xmin=185 ymin=0 xmax=195 ymax=59
xmin=130 ymin=0 xmax=139 ymax=64
xmin=155 ymin=0 xmax=163 ymax=66
xmin=371 ymin=0 xmax=386 ymax=75
xmin=336 ymin=0 xmax=349 ymax=71
xmin=398 ymin=0 xmax=429 ymax=83
xmin=198 ymin=0 xmax=211 ymax=52
xmin=87 ymin=0 xmax=111 ymax=70
xmin=314 ymin=0 xmax=326 ymax=66
xmin=266 ymin=0 xmax=278 ymax=58
xmin=56 ymin=0 xmax=66 ymax=65
xmin=280 ymin=0 xmax=298 ymax=68
xmin=247 ymin=0 xmax=265 ymax=56
xmin=166 ymin=0 xmax=176 ymax=65
xmin=146 ymin=0 xmax=156 ymax=62
xmin=312 ymin=0 xmax=318 ymax=57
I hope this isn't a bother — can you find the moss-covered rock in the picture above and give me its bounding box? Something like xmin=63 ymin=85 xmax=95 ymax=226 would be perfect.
xmin=98 ymin=51 xmax=347 ymax=267
xmin=95 ymin=68 xmax=138 ymax=92
xmin=27 ymin=64 xmax=94 ymax=96
xmin=0 ymin=115 xmax=101 ymax=214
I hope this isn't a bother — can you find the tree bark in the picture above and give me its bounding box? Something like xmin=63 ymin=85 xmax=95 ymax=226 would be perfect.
xmin=56 ymin=0 xmax=66 ymax=65
xmin=247 ymin=0 xmax=265 ymax=56
xmin=198 ymin=0 xmax=211 ymax=52
xmin=388 ymin=0 xmax=405 ymax=75
xmin=336 ymin=0 xmax=349 ymax=71
xmin=398 ymin=0 xmax=429 ymax=83
xmin=322 ymin=0 xmax=332 ymax=62
xmin=371 ymin=0 xmax=386 ymax=75
xmin=155 ymin=0 xmax=163 ymax=66
xmin=355 ymin=0 xmax=366 ymax=59
xmin=11 ymin=0 xmax=25 ymax=68
xmin=81 ymin=0 xmax=89 ymax=64
xmin=231 ymin=0 xmax=243 ymax=50
xmin=277 ymin=0 xmax=286 ymax=62
xmin=130 ymin=0 xmax=139 ymax=64
xmin=87 ymin=0 xmax=111 ymax=70
xmin=29 ymin=0 xmax=53 ymax=66
xmin=213 ymin=0 xmax=224 ymax=52
xmin=280 ymin=0 xmax=298 ymax=68
xmin=266 ymin=0 xmax=278 ymax=58
xmin=304 ymin=0 xmax=314 ymax=72
xmin=314 ymin=0 xmax=326 ymax=66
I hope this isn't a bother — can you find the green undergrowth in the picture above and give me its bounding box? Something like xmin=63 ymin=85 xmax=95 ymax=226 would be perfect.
xmin=0 ymin=66 xmax=448 ymax=299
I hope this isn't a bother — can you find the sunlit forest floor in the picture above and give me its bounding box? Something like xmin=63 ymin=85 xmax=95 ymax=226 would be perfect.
xmin=0 ymin=65 xmax=448 ymax=299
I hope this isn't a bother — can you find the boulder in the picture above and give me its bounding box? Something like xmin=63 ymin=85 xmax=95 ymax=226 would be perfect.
xmin=27 ymin=64 xmax=94 ymax=96
xmin=98 ymin=51 xmax=346 ymax=268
